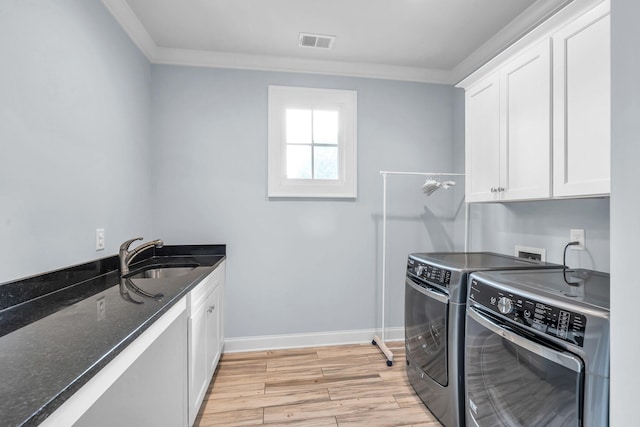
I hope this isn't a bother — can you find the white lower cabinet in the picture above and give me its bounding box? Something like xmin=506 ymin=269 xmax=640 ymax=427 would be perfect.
xmin=188 ymin=261 xmax=225 ymax=426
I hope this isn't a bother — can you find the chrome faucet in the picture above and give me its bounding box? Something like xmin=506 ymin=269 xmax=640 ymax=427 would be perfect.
xmin=119 ymin=237 xmax=164 ymax=276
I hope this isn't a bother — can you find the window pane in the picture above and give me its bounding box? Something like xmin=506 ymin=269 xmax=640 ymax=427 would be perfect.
xmin=287 ymin=145 xmax=312 ymax=179
xmin=313 ymin=110 xmax=339 ymax=145
xmin=314 ymin=146 xmax=339 ymax=180
xmin=286 ymin=109 xmax=311 ymax=144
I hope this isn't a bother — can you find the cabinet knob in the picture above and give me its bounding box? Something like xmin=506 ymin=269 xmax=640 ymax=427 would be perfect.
xmin=207 ymin=305 xmax=215 ymax=314
xmin=498 ymin=187 xmax=505 ymax=192
xmin=490 ymin=187 xmax=497 ymax=193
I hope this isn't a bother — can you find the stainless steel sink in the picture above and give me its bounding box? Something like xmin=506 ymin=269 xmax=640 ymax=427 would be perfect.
xmin=125 ymin=265 xmax=198 ymax=279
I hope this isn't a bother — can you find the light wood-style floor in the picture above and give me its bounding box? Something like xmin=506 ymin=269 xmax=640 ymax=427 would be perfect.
xmin=194 ymin=342 xmax=442 ymax=426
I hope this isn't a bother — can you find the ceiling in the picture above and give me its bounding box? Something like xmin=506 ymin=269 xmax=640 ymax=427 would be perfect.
xmin=101 ymin=0 xmax=573 ymax=84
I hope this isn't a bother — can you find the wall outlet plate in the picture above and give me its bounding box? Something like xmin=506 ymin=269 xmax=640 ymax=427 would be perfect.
xmin=96 ymin=296 xmax=106 ymax=321
xmin=515 ymin=245 xmax=546 ymax=261
xmin=96 ymin=228 xmax=105 ymax=251
xmin=570 ymin=229 xmax=585 ymax=250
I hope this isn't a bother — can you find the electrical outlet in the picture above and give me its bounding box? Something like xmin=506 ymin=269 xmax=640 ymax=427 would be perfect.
xmin=96 ymin=228 xmax=105 ymax=251
xmin=569 ymin=229 xmax=585 ymax=250
xmin=96 ymin=296 xmax=106 ymax=321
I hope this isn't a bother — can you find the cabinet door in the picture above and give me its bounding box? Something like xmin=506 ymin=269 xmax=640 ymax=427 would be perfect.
xmin=188 ymin=299 xmax=208 ymax=426
xmin=553 ymin=1 xmax=610 ymax=197
xmin=501 ymin=40 xmax=552 ymax=200
xmin=466 ymin=73 xmax=501 ymax=202
xmin=206 ymin=284 xmax=222 ymax=376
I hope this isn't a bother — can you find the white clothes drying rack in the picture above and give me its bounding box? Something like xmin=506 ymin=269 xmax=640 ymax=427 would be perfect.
xmin=373 ymin=170 xmax=467 ymax=366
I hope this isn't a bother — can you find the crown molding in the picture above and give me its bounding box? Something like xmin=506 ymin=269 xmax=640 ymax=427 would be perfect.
xmin=153 ymin=47 xmax=453 ymax=84
xmin=451 ymin=0 xmax=576 ymax=84
xmin=455 ymin=0 xmax=606 ymax=88
xmin=100 ymin=0 xmax=156 ymax=59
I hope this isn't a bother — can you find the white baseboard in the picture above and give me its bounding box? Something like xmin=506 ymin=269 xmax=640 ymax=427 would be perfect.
xmin=224 ymin=327 xmax=404 ymax=353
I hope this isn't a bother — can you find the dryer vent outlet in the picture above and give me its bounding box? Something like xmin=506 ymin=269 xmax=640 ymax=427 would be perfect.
xmin=515 ymin=245 xmax=545 ymax=261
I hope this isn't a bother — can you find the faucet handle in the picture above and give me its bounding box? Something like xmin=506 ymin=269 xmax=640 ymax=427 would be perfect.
xmin=120 ymin=237 xmax=143 ymax=251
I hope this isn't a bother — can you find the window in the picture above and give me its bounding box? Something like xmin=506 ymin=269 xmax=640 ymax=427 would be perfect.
xmin=268 ymin=86 xmax=357 ymax=198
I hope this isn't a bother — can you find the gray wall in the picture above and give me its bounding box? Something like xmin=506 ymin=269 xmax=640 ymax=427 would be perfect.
xmin=0 ymin=0 xmax=153 ymax=283
xmin=467 ymin=199 xmax=610 ymax=271
xmin=611 ymin=0 xmax=638 ymax=424
xmin=150 ymin=66 xmax=460 ymax=338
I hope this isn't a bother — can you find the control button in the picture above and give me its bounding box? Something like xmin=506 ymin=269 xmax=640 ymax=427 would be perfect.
xmin=497 ymin=297 xmax=514 ymax=314
xmin=523 ymin=309 xmax=532 ymax=318
xmin=416 ymin=266 xmax=424 ymax=276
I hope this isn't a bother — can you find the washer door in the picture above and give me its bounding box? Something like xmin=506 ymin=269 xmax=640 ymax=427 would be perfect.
xmin=465 ymin=307 xmax=584 ymax=427
xmin=405 ymin=277 xmax=449 ymax=386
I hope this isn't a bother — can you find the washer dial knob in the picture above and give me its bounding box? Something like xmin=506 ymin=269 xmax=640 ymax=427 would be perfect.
xmin=497 ymin=297 xmax=514 ymax=314
xmin=416 ymin=266 xmax=424 ymax=276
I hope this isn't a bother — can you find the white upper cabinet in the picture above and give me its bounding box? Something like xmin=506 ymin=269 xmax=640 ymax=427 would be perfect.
xmin=465 ymin=40 xmax=552 ymax=202
xmin=501 ymin=40 xmax=552 ymax=201
xmin=460 ymin=0 xmax=610 ymax=202
xmin=466 ymin=74 xmax=501 ymax=202
xmin=552 ymin=1 xmax=611 ymax=197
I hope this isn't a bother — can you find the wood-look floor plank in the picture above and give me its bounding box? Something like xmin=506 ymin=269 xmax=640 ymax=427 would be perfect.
xmin=211 ymin=367 xmax=325 ymax=386
xmin=336 ymin=405 xmax=440 ymax=426
xmin=267 ymin=355 xmax=371 ymax=372
xmin=315 ymin=345 xmax=380 ymax=359
xmin=263 ymin=396 xmax=400 ymax=423
xmin=377 ymin=369 xmax=412 ymax=381
xmin=321 ymin=361 xmax=399 ymax=378
xmin=195 ymin=407 xmax=264 ymax=426
xmin=327 ymin=379 xmax=414 ymax=401
xmin=222 ymin=348 xmax=319 ymax=360
xmin=214 ymin=361 xmax=268 ymax=376
xmin=265 ymin=373 xmax=382 ymax=395
xmin=206 ymin=381 xmax=266 ymax=401
xmin=202 ymin=389 xmax=331 ymax=414
xmin=263 ymin=416 xmax=338 ymax=426
xmin=394 ymin=391 xmax=427 ymax=408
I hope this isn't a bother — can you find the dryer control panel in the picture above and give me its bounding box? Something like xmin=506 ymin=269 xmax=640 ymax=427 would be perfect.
xmin=407 ymin=258 xmax=451 ymax=288
xmin=469 ymin=279 xmax=587 ymax=347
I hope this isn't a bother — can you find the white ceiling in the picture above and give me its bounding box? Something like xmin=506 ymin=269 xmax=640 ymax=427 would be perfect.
xmin=101 ymin=0 xmax=573 ymax=84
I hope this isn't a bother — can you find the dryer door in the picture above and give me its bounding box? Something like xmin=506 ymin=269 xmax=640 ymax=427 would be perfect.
xmin=405 ymin=277 xmax=449 ymax=386
xmin=465 ymin=307 xmax=584 ymax=427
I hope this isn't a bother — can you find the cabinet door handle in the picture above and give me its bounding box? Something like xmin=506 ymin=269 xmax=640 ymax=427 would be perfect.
xmin=498 ymin=187 xmax=505 ymax=192
xmin=207 ymin=305 xmax=215 ymax=314
xmin=490 ymin=187 xmax=497 ymax=193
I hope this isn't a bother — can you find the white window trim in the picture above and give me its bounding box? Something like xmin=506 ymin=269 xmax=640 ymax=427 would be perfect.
xmin=268 ymin=85 xmax=357 ymax=198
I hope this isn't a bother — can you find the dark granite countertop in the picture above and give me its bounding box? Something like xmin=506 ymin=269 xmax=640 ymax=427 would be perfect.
xmin=0 ymin=244 xmax=225 ymax=426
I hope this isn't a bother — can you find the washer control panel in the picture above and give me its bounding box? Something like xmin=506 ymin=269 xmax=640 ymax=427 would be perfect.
xmin=469 ymin=279 xmax=587 ymax=347
xmin=407 ymin=258 xmax=452 ymax=288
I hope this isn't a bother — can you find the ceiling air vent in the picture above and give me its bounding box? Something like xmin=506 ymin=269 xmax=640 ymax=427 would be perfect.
xmin=298 ymin=33 xmax=336 ymax=49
